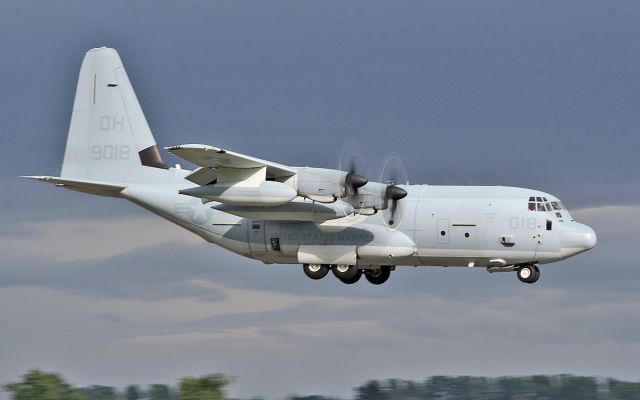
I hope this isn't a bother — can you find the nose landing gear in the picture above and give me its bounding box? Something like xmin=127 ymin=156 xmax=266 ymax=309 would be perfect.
xmin=517 ymin=264 xmax=540 ymax=284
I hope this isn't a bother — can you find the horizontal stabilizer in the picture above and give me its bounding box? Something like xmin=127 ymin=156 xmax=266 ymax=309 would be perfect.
xmin=22 ymin=176 xmax=126 ymax=197
xmin=166 ymin=144 xmax=296 ymax=179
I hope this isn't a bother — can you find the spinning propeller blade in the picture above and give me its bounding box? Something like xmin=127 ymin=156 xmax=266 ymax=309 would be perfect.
xmin=378 ymin=154 xmax=408 ymax=226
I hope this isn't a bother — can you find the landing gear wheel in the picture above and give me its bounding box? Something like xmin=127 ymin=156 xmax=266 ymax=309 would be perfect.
xmin=338 ymin=269 xmax=362 ymax=284
xmin=303 ymin=264 xmax=329 ymax=280
xmin=517 ymin=265 xmax=540 ymax=284
xmin=365 ymin=266 xmax=391 ymax=285
xmin=531 ymin=265 xmax=540 ymax=283
xmin=332 ymin=264 xmax=359 ymax=280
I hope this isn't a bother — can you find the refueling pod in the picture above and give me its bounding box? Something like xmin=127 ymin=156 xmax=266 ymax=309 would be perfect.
xmin=179 ymin=181 xmax=297 ymax=206
xmin=214 ymin=199 xmax=354 ymax=222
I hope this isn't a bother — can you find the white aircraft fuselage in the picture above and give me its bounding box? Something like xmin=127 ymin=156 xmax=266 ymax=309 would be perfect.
xmin=121 ymin=171 xmax=596 ymax=269
xmin=26 ymin=47 xmax=596 ymax=285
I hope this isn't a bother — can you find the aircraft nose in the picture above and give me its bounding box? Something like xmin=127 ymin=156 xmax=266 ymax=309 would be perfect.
xmin=582 ymin=225 xmax=597 ymax=250
xmin=560 ymin=223 xmax=597 ymax=258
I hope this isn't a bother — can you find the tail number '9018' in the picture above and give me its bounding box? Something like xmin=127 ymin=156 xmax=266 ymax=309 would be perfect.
xmin=91 ymin=145 xmax=130 ymax=160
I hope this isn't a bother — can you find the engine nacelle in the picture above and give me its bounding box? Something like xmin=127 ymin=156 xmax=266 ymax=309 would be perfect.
xmin=293 ymin=167 xmax=387 ymax=210
xmin=293 ymin=167 xmax=345 ymax=201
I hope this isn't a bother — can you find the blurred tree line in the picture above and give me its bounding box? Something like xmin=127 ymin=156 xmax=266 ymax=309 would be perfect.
xmin=3 ymin=371 xmax=228 ymax=400
xmin=4 ymin=370 xmax=640 ymax=400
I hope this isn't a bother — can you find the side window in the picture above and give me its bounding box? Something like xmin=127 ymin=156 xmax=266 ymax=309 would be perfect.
xmin=528 ymin=202 xmax=535 ymax=211
xmin=546 ymin=220 xmax=552 ymax=231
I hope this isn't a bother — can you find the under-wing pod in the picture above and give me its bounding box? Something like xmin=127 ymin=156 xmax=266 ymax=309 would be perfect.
xmin=214 ymin=199 xmax=354 ymax=222
xmin=179 ymin=181 xmax=297 ymax=206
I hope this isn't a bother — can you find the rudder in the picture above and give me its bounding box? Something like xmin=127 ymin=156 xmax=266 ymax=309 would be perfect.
xmin=61 ymin=47 xmax=166 ymax=182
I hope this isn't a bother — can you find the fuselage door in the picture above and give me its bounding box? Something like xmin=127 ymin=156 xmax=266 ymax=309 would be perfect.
xmin=437 ymin=219 xmax=450 ymax=245
xmin=248 ymin=220 xmax=267 ymax=254
xmin=534 ymin=216 xmax=560 ymax=262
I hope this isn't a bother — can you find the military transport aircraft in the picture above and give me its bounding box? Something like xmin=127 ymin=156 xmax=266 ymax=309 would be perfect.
xmin=24 ymin=47 xmax=597 ymax=285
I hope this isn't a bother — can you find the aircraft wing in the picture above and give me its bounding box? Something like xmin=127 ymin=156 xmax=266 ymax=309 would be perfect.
xmin=166 ymin=144 xmax=296 ymax=181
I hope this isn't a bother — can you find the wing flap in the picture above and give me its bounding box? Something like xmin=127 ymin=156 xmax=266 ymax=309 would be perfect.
xmin=166 ymin=144 xmax=296 ymax=179
xmin=184 ymin=167 xmax=218 ymax=185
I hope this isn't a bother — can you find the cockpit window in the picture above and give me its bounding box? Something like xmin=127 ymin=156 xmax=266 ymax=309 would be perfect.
xmin=528 ymin=197 xmax=564 ymax=212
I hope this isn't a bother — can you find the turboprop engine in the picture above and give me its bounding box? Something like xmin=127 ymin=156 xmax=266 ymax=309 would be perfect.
xmin=293 ymin=166 xmax=406 ymax=219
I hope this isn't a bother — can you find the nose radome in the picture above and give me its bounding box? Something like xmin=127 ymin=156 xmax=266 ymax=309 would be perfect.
xmin=582 ymin=225 xmax=597 ymax=250
xmin=559 ymin=223 xmax=597 ymax=259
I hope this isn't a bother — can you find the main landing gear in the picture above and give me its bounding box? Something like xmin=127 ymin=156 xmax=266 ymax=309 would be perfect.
xmin=302 ymin=264 xmax=392 ymax=285
xmin=517 ymin=264 xmax=540 ymax=284
xmin=302 ymin=263 xmax=330 ymax=280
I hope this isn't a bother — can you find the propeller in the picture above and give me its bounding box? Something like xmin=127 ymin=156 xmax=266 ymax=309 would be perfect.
xmin=336 ymin=145 xmax=409 ymax=223
xmin=336 ymin=147 xmax=369 ymax=216
xmin=344 ymin=157 xmax=368 ymax=196
xmin=378 ymin=154 xmax=408 ymax=226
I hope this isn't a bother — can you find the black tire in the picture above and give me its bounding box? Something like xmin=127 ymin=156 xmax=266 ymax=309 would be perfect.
xmin=303 ymin=264 xmax=329 ymax=280
xmin=338 ymin=270 xmax=362 ymax=284
xmin=530 ymin=265 xmax=540 ymax=283
xmin=517 ymin=265 xmax=539 ymax=284
xmin=365 ymin=266 xmax=391 ymax=285
xmin=332 ymin=264 xmax=359 ymax=280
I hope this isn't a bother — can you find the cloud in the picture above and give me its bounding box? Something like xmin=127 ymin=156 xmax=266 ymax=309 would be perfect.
xmin=0 ymin=216 xmax=201 ymax=263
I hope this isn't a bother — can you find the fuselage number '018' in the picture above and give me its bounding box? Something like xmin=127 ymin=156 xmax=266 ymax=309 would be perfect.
xmin=509 ymin=217 xmax=537 ymax=230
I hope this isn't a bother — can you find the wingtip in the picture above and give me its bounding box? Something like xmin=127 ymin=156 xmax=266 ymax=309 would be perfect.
xmin=21 ymin=175 xmax=48 ymax=181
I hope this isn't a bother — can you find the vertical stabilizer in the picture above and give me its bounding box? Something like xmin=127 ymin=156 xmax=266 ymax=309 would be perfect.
xmin=61 ymin=47 xmax=166 ymax=182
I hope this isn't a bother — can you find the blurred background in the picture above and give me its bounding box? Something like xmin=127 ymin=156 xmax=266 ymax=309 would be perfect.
xmin=0 ymin=1 xmax=638 ymax=399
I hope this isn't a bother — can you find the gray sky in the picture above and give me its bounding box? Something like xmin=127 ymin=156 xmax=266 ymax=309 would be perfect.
xmin=1 ymin=1 xmax=639 ymax=399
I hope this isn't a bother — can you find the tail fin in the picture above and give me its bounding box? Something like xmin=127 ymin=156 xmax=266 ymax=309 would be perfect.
xmin=60 ymin=47 xmax=166 ymax=182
